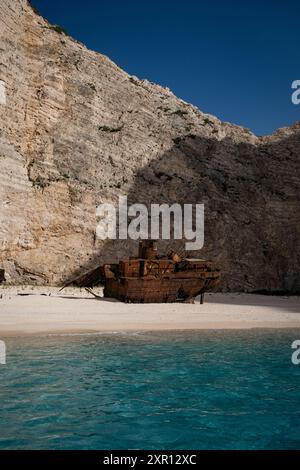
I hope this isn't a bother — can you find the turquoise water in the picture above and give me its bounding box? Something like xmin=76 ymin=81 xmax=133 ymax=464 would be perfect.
xmin=1 ymin=330 xmax=300 ymax=450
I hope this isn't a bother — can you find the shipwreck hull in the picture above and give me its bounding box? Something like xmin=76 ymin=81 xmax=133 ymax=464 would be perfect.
xmin=65 ymin=241 xmax=221 ymax=303
xmin=104 ymin=275 xmax=220 ymax=303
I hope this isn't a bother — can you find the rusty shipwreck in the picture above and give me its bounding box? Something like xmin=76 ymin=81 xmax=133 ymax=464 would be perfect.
xmin=68 ymin=240 xmax=221 ymax=303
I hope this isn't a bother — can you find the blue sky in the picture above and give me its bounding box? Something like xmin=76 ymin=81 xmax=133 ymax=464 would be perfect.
xmin=31 ymin=0 xmax=300 ymax=135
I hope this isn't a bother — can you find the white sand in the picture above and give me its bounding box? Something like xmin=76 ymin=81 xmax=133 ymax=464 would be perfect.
xmin=0 ymin=286 xmax=299 ymax=336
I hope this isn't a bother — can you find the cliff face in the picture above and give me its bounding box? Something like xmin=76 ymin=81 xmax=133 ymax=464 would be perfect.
xmin=0 ymin=0 xmax=299 ymax=291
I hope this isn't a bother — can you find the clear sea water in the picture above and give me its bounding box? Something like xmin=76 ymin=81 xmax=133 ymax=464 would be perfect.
xmin=1 ymin=330 xmax=300 ymax=450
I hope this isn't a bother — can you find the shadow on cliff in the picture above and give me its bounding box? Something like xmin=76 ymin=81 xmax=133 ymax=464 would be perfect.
xmin=62 ymin=131 xmax=300 ymax=294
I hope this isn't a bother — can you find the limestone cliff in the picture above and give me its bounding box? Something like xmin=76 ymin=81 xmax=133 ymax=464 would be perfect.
xmin=0 ymin=0 xmax=299 ymax=291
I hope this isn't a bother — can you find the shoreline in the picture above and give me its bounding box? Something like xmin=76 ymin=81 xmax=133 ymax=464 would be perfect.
xmin=0 ymin=287 xmax=299 ymax=337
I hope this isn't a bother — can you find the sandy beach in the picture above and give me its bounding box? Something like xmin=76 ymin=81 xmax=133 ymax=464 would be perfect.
xmin=0 ymin=286 xmax=299 ymax=336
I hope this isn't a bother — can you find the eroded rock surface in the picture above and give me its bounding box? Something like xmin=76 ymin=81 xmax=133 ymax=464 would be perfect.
xmin=0 ymin=0 xmax=299 ymax=291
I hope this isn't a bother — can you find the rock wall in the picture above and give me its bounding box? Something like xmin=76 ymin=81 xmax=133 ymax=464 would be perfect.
xmin=0 ymin=0 xmax=299 ymax=291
